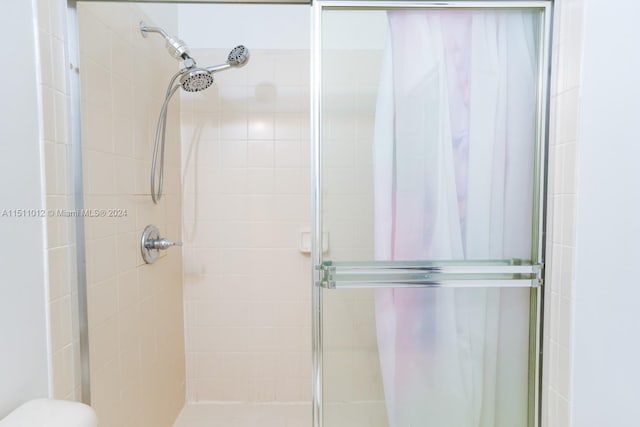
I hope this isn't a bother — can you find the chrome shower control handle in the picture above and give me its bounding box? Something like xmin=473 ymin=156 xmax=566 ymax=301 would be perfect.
xmin=145 ymin=238 xmax=183 ymax=250
xmin=141 ymin=224 xmax=181 ymax=264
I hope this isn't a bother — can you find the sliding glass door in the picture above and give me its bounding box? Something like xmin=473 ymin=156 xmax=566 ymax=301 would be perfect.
xmin=312 ymin=2 xmax=552 ymax=427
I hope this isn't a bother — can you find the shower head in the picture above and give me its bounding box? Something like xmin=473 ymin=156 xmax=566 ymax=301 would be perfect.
xmin=205 ymin=46 xmax=251 ymax=73
xmin=177 ymin=46 xmax=251 ymax=92
xmin=180 ymin=68 xmax=214 ymax=92
xmin=227 ymin=45 xmax=250 ymax=67
xmin=148 ymin=43 xmax=248 ymax=206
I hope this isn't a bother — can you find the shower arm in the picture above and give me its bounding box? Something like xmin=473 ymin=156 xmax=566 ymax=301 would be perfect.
xmin=139 ymin=22 xmax=170 ymax=40
xmin=139 ymin=21 xmax=192 ymax=61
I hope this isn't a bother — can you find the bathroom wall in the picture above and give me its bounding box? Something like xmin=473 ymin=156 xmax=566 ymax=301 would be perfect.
xmin=179 ymin=4 xmax=309 ymax=50
xmin=571 ymin=0 xmax=640 ymax=425
xmin=0 ymin=0 xmax=50 ymax=417
xmin=543 ymin=0 xmax=583 ymax=425
xmin=138 ymin=4 xmax=178 ymax=35
xmin=180 ymin=47 xmax=312 ymax=403
xmin=37 ymin=0 xmax=83 ymax=403
xmin=77 ymin=3 xmax=185 ymax=427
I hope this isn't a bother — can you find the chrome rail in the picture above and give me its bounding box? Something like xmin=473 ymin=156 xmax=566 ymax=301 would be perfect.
xmin=317 ymin=260 xmax=543 ymax=289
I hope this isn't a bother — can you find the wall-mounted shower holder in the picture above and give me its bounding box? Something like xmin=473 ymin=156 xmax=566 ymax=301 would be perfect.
xmin=140 ymin=224 xmax=182 ymax=264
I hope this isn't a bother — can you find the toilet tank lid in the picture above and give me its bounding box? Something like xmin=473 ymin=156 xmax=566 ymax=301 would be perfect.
xmin=0 ymin=399 xmax=98 ymax=427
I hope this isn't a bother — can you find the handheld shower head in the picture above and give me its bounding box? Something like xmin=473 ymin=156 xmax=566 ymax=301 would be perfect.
xmin=180 ymin=68 xmax=214 ymax=92
xmin=178 ymin=46 xmax=250 ymax=92
xmin=146 ymin=33 xmax=250 ymax=204
xmin=204 ymin=45 xmax=251 ymax=74
xmin=227 ymin=45 xmax=250 ymax=67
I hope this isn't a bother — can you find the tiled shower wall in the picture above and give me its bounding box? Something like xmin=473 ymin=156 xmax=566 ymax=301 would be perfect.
xmin=543 ymin=0 xmax=583 ymax=426
xmin=180 ymin=47 xmax=389 ymax=416
xmin=77 ymin=4 xmax=185 ymax=427
xmin=181 ymin=48 xmax=312 ymax=402
xmin=36 ymin=0 xmax=82 ymax=401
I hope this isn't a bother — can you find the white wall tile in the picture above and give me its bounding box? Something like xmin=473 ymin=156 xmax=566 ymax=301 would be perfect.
xmin=76 ymin=4 xmax=185 ymax=426
xmin=51 ymin=345 xmax=75 ymax=398
xmin=248 ymin=113 xmax=275 ymax=140
xmin=275 ymin=113 xmax=305 ymax=140
xmin=221 ymin=140 xmax=248 ymax=168
xmin=543 ymin=1 xmax=583 ymax=426
xmin=87 ymin=277 xmax=118 ymax=327
xmin=37 ymin=6 xmax=83 ymax=390
xmin=181 ymin=49 xmax=313 ymax=403
xmin=248 ymin=141 xmax=275 ymax=168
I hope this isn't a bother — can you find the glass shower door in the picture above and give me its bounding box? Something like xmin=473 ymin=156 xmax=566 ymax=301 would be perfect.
xmin=312 ymin=2 xmax=552 ymax=427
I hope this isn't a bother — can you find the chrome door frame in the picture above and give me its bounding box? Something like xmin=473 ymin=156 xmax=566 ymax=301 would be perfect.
xmin=311 ymin=2 xmax=554 ymax=426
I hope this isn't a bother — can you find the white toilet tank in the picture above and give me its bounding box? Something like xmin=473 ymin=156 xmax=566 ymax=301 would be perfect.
xmin=0 ymin=399 xmax=98 ymax=427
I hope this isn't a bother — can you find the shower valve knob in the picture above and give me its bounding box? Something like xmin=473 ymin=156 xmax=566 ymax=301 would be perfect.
xmin=145 ymin=238 xmax=182 ymax=250
xmin=140 ymin=224 xmax=182 ymax=264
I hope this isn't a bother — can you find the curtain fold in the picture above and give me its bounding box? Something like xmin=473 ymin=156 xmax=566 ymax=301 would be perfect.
xmin=373 ymin=10 xmax=537 ymax=427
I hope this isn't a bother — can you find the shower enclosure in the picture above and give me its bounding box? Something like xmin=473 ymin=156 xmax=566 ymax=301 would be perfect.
xmin=312 ymin=1 xmax=551 ymax=427
xmin=66 ymin=1 xmax=551 ymax=426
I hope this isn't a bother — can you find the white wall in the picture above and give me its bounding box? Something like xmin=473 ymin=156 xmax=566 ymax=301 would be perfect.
xmin=138 ymin=3 xmax=178 ymax=34
xmin=178 ymin=4 xmax=310 ymax=50
xmin=572 ymin=0 xmax=640 ymax=425
xmin=0 ymin=0 xmax=49 ymax=418
xmin=177 ymin=4 xmax=386 ymax=51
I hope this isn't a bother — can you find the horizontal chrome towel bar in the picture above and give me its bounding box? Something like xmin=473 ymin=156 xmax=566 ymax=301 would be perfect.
xmin=317 ymin=259 xmax=543 ymax=289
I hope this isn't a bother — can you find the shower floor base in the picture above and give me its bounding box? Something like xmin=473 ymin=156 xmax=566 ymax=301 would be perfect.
xmin=172 ymin=402 xmax=311 ymax=427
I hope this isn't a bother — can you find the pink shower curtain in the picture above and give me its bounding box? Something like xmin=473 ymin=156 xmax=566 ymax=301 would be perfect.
xmin=374 ymin=10 xmax=537 ymax=427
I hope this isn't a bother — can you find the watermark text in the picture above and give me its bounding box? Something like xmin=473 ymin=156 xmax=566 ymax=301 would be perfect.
xmin=0 ymin=208 xmax=128 ymax=218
